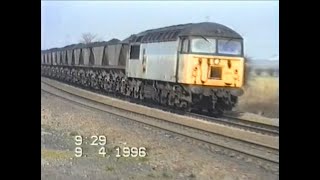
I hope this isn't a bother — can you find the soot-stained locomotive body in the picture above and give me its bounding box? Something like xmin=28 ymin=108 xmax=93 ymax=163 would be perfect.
xmin=41 ymin=22 xmax=245 ymax=115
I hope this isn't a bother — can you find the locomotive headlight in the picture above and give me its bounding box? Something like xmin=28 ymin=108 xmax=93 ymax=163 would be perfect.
xmin=214 ymin=59 xmax=220 ymax=65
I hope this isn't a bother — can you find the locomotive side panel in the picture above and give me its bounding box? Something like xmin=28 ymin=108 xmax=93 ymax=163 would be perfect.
xmin=126 ymin=41 xmax=178 ymax=82
xmin=143 ymin=41 xmax=179 ymax=82
xmin=126 ymin=44 xmax=141 ymax=78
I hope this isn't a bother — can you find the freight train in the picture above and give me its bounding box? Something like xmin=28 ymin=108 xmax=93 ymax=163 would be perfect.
xmin=41 ymin=22 xmax=245 ymax=115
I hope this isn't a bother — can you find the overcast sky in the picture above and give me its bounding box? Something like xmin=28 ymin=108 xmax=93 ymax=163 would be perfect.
xmin=41 ymin=1 xmax=279 ymax=60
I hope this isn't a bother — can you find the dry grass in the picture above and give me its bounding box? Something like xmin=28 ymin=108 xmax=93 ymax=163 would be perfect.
xmin=236 ymin=75 xmax=279 ymax=118
xmin=41 ymin=149 xmax=72 ymax=161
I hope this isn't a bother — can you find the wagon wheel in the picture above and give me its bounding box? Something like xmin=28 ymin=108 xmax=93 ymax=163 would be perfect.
xmin=138 ymin=83 xmax=145 ymax=100
xmin=120 ymin=79 xmax=127 ymax=96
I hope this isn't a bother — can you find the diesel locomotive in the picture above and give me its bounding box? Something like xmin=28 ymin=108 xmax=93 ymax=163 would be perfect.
xmin=41 ymin=22 xmax=245 ymax=115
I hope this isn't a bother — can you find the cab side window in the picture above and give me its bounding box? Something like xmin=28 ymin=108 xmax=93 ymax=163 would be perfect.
xmin=130 ymin=45 xmax=140 ymax=60
xmin=181 ymin=38 xmax=189 ymax=53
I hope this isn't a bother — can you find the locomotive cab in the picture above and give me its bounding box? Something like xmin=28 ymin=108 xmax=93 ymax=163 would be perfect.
xmin=177 ymin=35 xmax=245 ymax=96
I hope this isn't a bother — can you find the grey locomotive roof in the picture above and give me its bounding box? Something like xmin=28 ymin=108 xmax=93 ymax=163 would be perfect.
xmin=126 ymin=22 xmax=242 ymax=43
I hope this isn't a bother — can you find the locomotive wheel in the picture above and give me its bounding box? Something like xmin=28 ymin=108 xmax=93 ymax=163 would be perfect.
xmin=132 ymin=81 xmax=144 ymax=100
xmin=133 ymin=87 xmax=139 ymax=99
xmin=151 ymin=87 xmax=160 ymax=103
xmin=168 ymin=92 xmax=175 ymax=107
xmin=179 ymin=101 xmax=191 ymax=112
xmin=160 ymin=90 xmax=168 ymax=105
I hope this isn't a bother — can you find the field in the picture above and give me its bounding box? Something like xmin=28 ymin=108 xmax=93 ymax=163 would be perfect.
xmin=236 ymin=74 xmax=279 ymax=118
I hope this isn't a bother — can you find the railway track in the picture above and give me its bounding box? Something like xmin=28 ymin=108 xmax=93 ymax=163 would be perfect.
xmin=222 ymin=115 xmax=279 ymax=134
xmin=41 ymin=77 xmax=279 ymax=173
xmin=189 ymin=113 xmax=279 ymax=136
